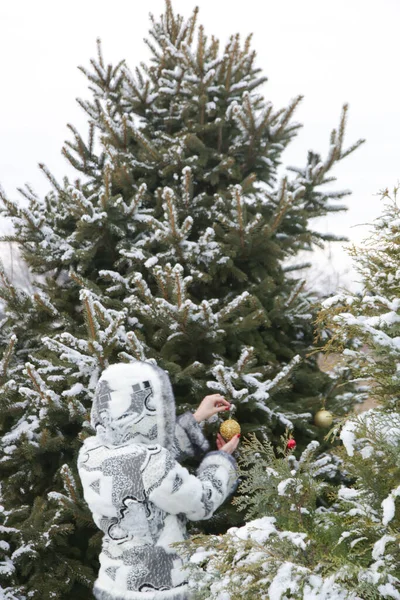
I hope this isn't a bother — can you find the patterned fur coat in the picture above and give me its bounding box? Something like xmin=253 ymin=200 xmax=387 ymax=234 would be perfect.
xmin=78 ymin=362 xmax=238 ymax=600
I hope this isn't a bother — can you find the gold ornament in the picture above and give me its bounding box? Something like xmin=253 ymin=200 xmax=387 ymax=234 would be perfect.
xmin=219 ymin=419 xmax=241 ymax=441
xmin=314 ymin=409 xmax=333 ymax=428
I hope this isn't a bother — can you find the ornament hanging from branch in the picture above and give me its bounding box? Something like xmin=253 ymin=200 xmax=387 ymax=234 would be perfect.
xmin=314 ymin=408 xmax=333 ymax=428
xmin=287 ymin=438 xmax=296 ymax=450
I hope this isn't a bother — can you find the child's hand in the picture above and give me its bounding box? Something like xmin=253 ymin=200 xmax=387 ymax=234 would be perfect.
xmin=193 ymin=394 xmax=231 ymax=423
xmin=216 ymin=432 xmax=240 ymax=454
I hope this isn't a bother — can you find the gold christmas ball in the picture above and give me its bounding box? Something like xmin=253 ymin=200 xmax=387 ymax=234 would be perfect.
xmin=314 ymin=409 xmax=333 ymax=428
xmin=219 ymin=419 xmax=241 ymax=441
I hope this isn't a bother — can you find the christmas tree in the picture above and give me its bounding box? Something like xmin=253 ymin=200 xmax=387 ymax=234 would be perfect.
xmin=184 ymin=188 xmax=400 ymax=599
xmin=0 ymin=2 xmax=363 ymax=598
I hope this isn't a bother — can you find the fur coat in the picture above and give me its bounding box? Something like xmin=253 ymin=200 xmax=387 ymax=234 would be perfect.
xmin=77 ymin=362 xmax=238 ymax=600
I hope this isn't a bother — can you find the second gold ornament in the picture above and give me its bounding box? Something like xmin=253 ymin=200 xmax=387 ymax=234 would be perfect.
xmin=314 ymin=409 xmax=333 ymax=428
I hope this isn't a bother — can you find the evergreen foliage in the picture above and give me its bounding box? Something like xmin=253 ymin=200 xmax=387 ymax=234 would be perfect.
xmin=0 ymin=3 xmax=363 ymax=598
xmin=184 ymin=189 xmax=400 ymax=599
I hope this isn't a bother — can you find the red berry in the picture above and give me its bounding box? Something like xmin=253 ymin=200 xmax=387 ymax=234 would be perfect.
xmin=287 ymin=439 xmax=296 ymax=450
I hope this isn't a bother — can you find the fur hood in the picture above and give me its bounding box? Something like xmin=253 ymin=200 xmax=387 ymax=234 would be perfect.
xmin=91 ymin=361 xmax=177 ymax=450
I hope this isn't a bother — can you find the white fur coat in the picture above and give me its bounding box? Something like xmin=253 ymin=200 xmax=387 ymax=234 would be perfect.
xmin=78 ymin=362 xmax=238 ymax=600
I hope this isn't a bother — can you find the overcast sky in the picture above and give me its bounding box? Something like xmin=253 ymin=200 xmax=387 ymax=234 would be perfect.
xmin=1 ymin=0 xmax=399 ymax=291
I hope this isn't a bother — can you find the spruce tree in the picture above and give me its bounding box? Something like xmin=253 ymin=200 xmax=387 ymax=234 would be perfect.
xmin=184 ymin=189 xmax=400 ymax=599
xmin=0 ymin=3 xmax=363 ymax=598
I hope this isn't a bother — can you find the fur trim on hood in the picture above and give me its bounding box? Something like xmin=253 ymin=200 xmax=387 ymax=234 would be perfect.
xmin=91 ymin=361 xmax=176 ymax=450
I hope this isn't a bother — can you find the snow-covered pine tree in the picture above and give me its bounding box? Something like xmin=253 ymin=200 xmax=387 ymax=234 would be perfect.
xmin=183 ymin=188 xmax=400 ymax=599
xmin=317 ymin=187 xmax=400 ymax=596
xmin=0 ymin=2 xmax=364 ymax=598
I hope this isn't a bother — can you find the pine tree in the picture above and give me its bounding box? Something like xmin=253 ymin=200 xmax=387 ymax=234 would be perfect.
xmin=183 ymin=188 xmax=400 ymax=599
xmin=0 ymin=3 xmax=363 ymax=598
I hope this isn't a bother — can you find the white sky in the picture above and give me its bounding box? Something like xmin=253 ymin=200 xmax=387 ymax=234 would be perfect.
xmin=1 ymin=0 xmax=399 ymax=291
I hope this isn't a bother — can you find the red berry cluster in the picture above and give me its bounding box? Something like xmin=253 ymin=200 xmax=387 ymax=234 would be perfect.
xmin=287 ymin=438 xmax=296 ymax=450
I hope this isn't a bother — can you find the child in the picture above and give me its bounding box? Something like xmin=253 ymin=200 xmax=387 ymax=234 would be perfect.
xmin=78 ymin=361 xmax=239 ymax=600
